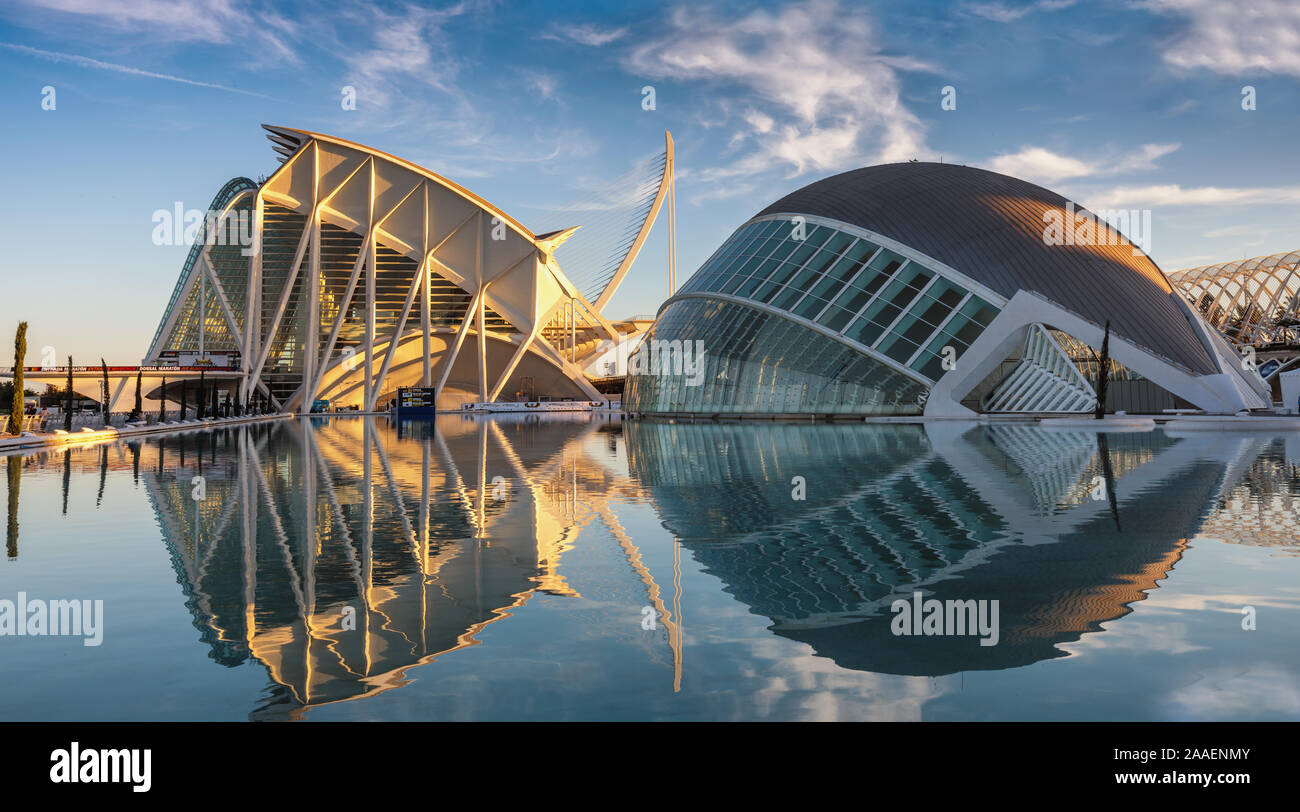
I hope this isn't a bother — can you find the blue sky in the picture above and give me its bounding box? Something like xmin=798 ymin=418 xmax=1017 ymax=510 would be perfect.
xmin=1 ymin=0 xmax=1297 ymax=363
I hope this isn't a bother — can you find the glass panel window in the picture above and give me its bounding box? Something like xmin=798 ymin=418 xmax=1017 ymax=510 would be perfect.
xmin=910 ymin=296 xmax=957 ymax=332
xmin=816 ymin=306 xmax=855 ymax=333
xmin=962 ymin=297 xmax=998 ymax=326
xmin=734 ymin=273 xmax=767 ymax=298
xmin=913 ymin=352 xmax=948 ymax=381
xmin=794 ymin=294 xmax=831 ymax=320
xmin=786 ymin=240 xmax=819 ymax=268
xmin=843 ymin=239 xmax=880 ymax=263
xmin=767 ymin=237 xmax=802 ymax=264
xmin=882 ymin=335 xmax=920 ymax=364
xmin=867 ymin=248 xmax=907 ymax=274
xmin=770 ymin=285 xmax=805 ymax=312
xmin=821 ymin=231 xmax=854 ymax=257
xmin=857 ymin=267 xmax=931 ymax=337
xmin=803 ymin=226 xmax=833 ymax=248
xmin=845 ymin=313 xmax=887 ymax=347
xmin=826 ymin=254 xmax=867 ymax=284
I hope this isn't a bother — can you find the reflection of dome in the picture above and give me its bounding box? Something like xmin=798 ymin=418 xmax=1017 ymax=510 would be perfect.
xmin=627 ymin=421 xmax=1233 ymax=676
xmin=626 ymin=163 xmax=1267 ymax=417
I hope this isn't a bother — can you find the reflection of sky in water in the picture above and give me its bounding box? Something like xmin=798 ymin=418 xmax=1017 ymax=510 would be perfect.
xmin=1 ymin=417 xmax=1298 ymax=721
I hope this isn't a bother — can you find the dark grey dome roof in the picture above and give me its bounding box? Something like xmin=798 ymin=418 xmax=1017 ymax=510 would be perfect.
xmin=757 ymin=162 xmax=1217 ymax=375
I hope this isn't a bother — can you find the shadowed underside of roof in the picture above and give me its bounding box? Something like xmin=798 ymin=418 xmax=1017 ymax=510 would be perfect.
xmin=757 ymin=162 xmax=1218 ymax=376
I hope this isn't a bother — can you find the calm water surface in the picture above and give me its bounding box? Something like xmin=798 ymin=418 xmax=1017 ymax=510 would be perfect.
xmin=1 ymin=415 xmax=1298 ymax=721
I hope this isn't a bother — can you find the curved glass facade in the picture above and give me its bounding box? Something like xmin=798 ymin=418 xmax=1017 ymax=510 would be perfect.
xmin=628 ymin=216 xmax=1001 ymax=415
xmin=624 ymin=297 xmax=928 ymax=415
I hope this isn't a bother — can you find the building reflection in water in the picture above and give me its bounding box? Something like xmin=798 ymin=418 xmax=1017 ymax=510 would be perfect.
xmin=113 ymin=415 xmax=1298 ymax=716
xmin=140 ymin=414 xmax=678 ymax=719
xmin=625 ymin=420 xmax=1278 ymax=675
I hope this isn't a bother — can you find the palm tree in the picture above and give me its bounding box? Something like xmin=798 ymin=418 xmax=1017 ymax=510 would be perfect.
xmin=8 ymin=322 xmax=26 ymax=436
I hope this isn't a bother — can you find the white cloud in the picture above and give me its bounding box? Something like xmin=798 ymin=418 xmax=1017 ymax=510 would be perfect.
xmin=1112 ymin=142 xmax=1182 ymax=173
xmin=1084 ymin=183 xmax=1300 ymax=208
xmin=986 ymin=143 xmax=1180 ymax=185
xmin=1163 ymin=665 xmax=1300 ymax=719
xmin=988 ymin=147 xmax=1091 ymax=183
xmin=539 ymin=23 xmax=628 ymax=47
xmin=318 ymin=2 xmax=594 ymax=179
xmin=965 ymin=0 xmax=1077 ymax=23
xmin=343 ymin=5 xmax=466 ymax=108
xmin=0 ymin=41 xmax=274 ymax=97
xmin=626 ymin=0 xmax=935 ymax=185
xmin=1145 ymin=0 xmax=1300 ymax=77
xmin=524 ymin=71 xmax=560 ymax=103
xmin=10 ymin=0 xmax=301 ymax=66
xmin=1202 ymin=224 xmax=1269 ymax=239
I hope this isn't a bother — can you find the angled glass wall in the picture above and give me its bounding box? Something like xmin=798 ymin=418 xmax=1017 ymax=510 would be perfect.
xmin=624 ymin=297 xmax=928 ymax=415
xmin=630 ymin=216 xmax=1001 ymax=414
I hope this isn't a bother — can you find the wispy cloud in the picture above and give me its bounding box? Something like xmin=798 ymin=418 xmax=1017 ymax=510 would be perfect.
xmin=0 ymin=42 xmax=275 ymax=98
xmin=626 ymin=0 xmax=936 ymax=193
xmin=341 ymin=4 xmax=469 ymax=109
xmin=539 ymin=23 xmax=629 ymax=47
xmin=1144 ymin=0 xmax=1300 ymax=77
xmin=964 ymin=0 xmax=1077 ymax=23
xmin=9 ymin=0 xmax=301 ymax=67
xmin=523 ymin=70 xmax=561 ymax=104
xmin=986 ymin=142 xmax=1180 ymax=185
xmin=1085 ymin=183 xmax=1300 ymax=208
xmin=319 ymin=2 xmax=596 ymax=179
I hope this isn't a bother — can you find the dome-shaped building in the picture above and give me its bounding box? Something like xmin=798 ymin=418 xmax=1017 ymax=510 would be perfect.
xmin=625 ymin=162 xmax=1269 ymax=417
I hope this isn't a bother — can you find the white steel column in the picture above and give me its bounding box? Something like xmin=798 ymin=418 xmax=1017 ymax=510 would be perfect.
xmin=199 ymin=267 xmax=206 ymax=361
xmin=242 ymin=195 xmax=264 ymax=403
xmin=475 ymin=212 xmax=487 ymax=402
xmin=364 ymin=161 xmax=377 ymax=411
xmin=668 ymin=162 xmax=677 ymax=297
xmin=304 ymin=145 xmax=321 ymax=408
xmin=421 ymin=184 xmax=432 ymax=387
xmin=435 ymin=288 xmax=483 ymax=395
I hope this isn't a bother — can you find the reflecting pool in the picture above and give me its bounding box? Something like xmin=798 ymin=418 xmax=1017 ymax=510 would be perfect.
xmin=2 ymin=415 xmax=1299 ymax=721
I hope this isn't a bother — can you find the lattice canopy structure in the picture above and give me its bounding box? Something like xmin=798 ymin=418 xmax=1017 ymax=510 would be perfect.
xmin=146 ymin=126 xmax=674 ymax=411
xmin=1168 ymin=250 xmax=1300 ymax=347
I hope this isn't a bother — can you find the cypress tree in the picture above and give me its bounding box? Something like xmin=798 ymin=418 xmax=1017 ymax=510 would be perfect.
xmin=99 ymin=358 xmax=110 ymax=427
xmin=179 ymin=380 xmax=188 ymax=421
xmin=63 ymin=356 xmax=73 ymax=432
xmin=197 ymin=370 xmax=206 ymax=419
xmin=131 ymin=369 xmax=143 ymax=422
xmin=8 ymin=322 xmax=26 ymax=436
xmin=1094 ymin=320 xmax=1111 ymax=420
xmin=210 ymin=385 xmax=219 ymax=419
xmin=159 ymin=377 xmax=168 ymax=422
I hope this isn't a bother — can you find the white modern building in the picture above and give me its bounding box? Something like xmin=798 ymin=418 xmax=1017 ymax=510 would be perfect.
xmin=625 ymin=162 xmax=1270 ymax=417
xmin=144 ymin=125 xmax=675 ymax=412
